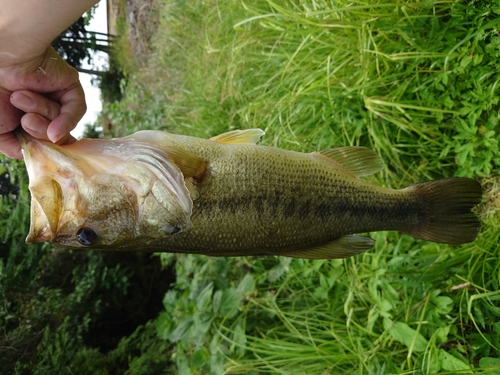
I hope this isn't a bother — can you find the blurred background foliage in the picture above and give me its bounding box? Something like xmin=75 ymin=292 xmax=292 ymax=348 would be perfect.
xmin=2 ymin=0 xmax=500 ymax=374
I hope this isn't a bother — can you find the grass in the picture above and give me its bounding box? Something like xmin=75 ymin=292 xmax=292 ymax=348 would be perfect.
xmin=105 ymin=0 xmax=500 ymax=373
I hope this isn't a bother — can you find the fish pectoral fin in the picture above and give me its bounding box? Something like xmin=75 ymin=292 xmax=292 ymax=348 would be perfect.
xmin=280 ymin=235 xmax=375 ymax=259
xmin=121 ymin=131 xmax=207 ymax=179
xmin=209 ymin=129 xmax=265 ymax=145
xmin=314 ymin=147 xmax=383 ymax=177
xmin=165 ymin=146 xmax=207 ymax=179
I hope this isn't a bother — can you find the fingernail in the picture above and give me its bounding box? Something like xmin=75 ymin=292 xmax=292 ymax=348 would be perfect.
xmin=48 ymin=133 xmax=59 ymax=143
xmin=48 ymin=131 xmax=63 ymax=143
xmin=12 ymin=93 xmax=36 ymax=111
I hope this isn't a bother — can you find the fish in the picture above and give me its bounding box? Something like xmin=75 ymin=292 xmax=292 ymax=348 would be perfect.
xmin=16 ymin=128 xmax=482 ymax=259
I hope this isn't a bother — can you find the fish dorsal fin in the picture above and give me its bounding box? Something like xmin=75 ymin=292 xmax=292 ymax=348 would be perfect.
xmin=280 ymin=235 xmax=375 ymax=259
xmin=209 ymin=129 xmax=265 ymax=145
xmin=314 ymin=147 xmax=383 ymax=177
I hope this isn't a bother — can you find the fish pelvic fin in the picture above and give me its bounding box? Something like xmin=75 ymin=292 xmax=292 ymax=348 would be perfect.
xmin=403 ymin=178 xmax=482 ymax=245
xmin=314 ymin=147 xmax=383 ymax=177
xmin=280 ymin=235 xmax=375 ymax=259
xmin=209 ymin=129 xmax=265 ymax=145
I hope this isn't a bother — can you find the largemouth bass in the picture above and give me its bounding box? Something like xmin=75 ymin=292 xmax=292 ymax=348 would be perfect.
xmin=17 ymin=129 xmax=482 ymax=259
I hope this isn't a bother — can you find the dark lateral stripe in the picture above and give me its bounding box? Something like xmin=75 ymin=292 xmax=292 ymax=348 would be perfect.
xmin=299 ymin=200 xmax=312 ymax=219
xmin=201 ymin=193 xmax=420 ymax=225
xmin=270 ymin=194 xmax=280 ymax=216
xmin=254 ymin=195 xmax=265 ymax=215
xmin=284 ymin=197 xmax=296 ymax=218
xmin=203 ymin=194 xmax=291 ymax=217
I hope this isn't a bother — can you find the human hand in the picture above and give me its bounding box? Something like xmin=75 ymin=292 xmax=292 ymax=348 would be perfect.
xmin=0 ymin=47 xmax=86 ymax=159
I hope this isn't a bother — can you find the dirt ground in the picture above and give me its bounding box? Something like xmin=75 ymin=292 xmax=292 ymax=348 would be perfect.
xmin=107 ymin=0 xmax=159 ymax=66
xmin=102 ymin=0 xmax=159 ymax=135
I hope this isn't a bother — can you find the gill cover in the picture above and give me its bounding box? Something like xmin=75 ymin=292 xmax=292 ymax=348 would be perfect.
xmin=17 ymin=130 xmax=194 ymax=248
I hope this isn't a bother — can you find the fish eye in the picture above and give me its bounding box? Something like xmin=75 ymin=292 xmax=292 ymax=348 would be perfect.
xmin=76 ymin=227 xmax=98 ymax=246
xmin=169 ymin=226 xmax=181 ymax=235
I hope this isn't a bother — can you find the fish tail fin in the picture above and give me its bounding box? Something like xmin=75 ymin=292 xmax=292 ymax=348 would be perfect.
xmin=403 ymin=178 xmax=482 ymax=245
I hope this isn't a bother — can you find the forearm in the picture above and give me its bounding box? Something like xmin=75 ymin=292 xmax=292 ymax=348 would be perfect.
xmin=0 ymin=0 xmax=99 ymax=66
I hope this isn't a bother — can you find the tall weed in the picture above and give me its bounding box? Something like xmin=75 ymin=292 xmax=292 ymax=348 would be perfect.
xmin=102 ymin=0 xmax=500 ymax=373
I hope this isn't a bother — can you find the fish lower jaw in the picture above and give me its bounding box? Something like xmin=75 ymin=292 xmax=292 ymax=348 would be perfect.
xmin=26 ymin=225 xmax=54 ymax=244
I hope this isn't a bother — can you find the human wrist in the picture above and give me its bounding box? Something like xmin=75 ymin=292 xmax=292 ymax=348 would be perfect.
xmin=0 ymin=41 xmax=47 ymax=69
xmin=0 ymin=0 xmax=99 ymax=67
xmin=0 ymin=8 xmax=49 ymax=67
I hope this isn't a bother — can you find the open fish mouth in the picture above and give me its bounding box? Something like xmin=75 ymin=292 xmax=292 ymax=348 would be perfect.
xmin=16 ymin=129 xmax=193 ymax=248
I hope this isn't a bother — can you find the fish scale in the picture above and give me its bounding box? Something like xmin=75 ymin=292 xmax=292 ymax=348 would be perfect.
xmin=16 ymin=128 xmax=482 ymax=259
xmin=137 ymin=140 xmax=435 ymax=254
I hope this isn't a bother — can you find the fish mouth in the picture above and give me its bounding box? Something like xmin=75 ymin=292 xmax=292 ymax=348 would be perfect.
xmin=14 ymin=128 xmax=31 ymax=149
xmin=26 ymin=204 xmax=55 ymax=244
xmin=15 ymin=130 xmax=75 ymax=244
xmin=17 ymin=129 xmax=194 ymax=247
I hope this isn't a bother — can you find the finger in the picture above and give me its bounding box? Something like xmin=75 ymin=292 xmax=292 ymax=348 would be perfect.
xmin=0 ymin=86 xmax=22 ymax=133
xmin=11 ymin=90 xmax=61 ymax=121
xmin=20 ymin=113 xmax=76 ymax=144
xmin=0 ymin=87 xmax=23 ymax=158
xmin=21 ymin=112 xmax=51 ymax=139
xmin=46 ymin=82 xmax=86 ymax=143
xmin=0 ymin=132 xmax=22 ymax=159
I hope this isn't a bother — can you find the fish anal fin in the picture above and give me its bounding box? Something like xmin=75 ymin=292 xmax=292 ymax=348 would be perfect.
xmin=210 ymin=129 xmax=265 ymax=145
xmin=314 ymin=147 xmax=383 ymax=177
xmin=280 ymin=235 xmax=375 ymax=259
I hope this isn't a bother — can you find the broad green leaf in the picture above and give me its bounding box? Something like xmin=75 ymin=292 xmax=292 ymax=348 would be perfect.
xmin=177 ymin=356 xmax=193 ymax=375
xmin=210 ymin=336 xmax=225 ymax=375
xmin=438 ymin=349 xmax=470 ymax=371
xmin=163 ymin=289 xmax=177 ymax=308
xmin=156 ymin=312 xmax=174 ymax=340
xmin=430 ymin=290 xmax=453 ymax=315
xmin=479 ymin=358 xmax=500 ymax=374
xmin=384 ymin=318 xmax=428 ymax=352
xmin=327 ymin=266 xmax=343 ymax=287
xmin=319 ymin=273 xmax=329 ymax=290
xmin=313 ymin=286 xmax=329 ymax=301
xmin=434 ymin=326 xmax=450 ymax=344
xmin=192 ymin=347 xmax=210 ymax=368
xmin=212 ymin=290 xmax=222 ymax=314
xmin=219 ymin=288 xmax=242 ymax=318
xmin=237 ymin=274 xmax=255 ymax=295
xmin=196 ymin=282 xmax=214 ymax=311
xmin=434 ymin=296 xmax=453 ymax=314
xmin=268 ymin=263 xmax=285 ymax=282
xmin=459 ymin=56 xmax=472 ymax=69
xmin=230 ymin=321 xmax=247 ymax=356
xmin=311 ymin=259 xmax=325 ymax=270
xmin=192 ymin=312 xmax=213 ymax=338
xmin=169 ymin=316 xmax=194 ymax=343
xmin=426 ymin=350 xmax=442 ymax=374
